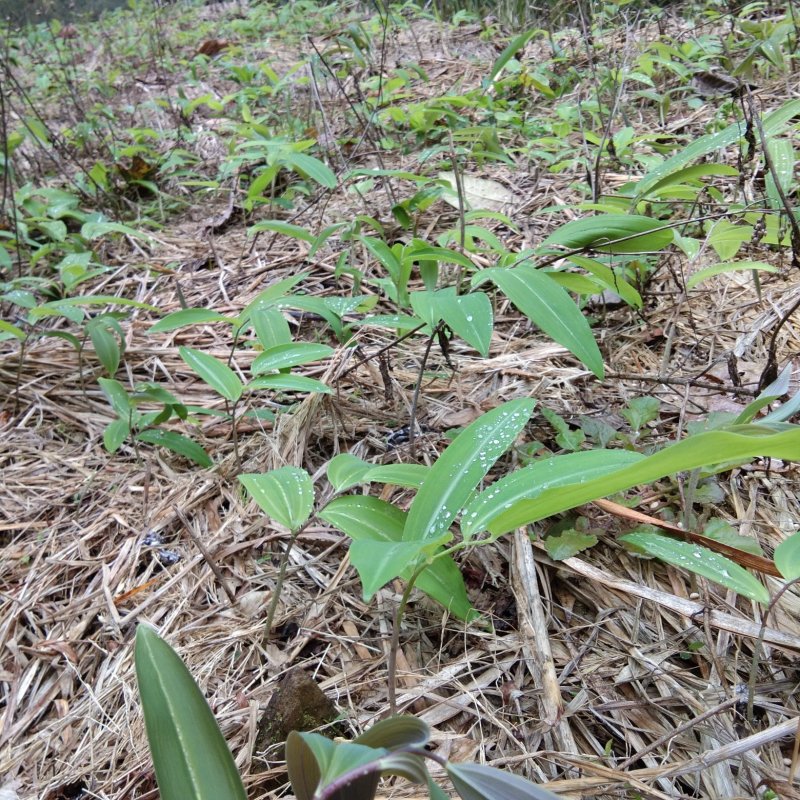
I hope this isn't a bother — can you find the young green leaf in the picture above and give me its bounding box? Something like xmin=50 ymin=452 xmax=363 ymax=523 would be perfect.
xmin=354 ymin=716 xmax=430 ymax=750
xmin=248 ymin=374 xmax=331 ymax=394
xmin=765 ymin=139 xmax=795 ymax=210
xmin=247 ymin=219 xmax=315 ymax=242
xmin=250 ymin=307 xmax=292 ymax=350
xmin=489 ymin=426 xmax=800 ymax=536
xmin=486 ymin=28 xmax=537 ymax=85
xmin=320 ymin=496 xmax=473 ymax=618
xmin=136 ymin=429 xmax=213 ymax=468
xmin=240 ymin=467 xmax=314 ymax=530
xmin=482 ymin=265 xmax=604 ymax=378
xmin=148 ymin=309 xmax=233 ymax=334
xmin=134 ymin=626 xmax=247 ymax=800
xmin=99 ymin=377 xmax=132 ymax=417
xmin=251 ymin=342 xmax=334 ymax=374
xmin=447 ymin=762 xmax=560 ymax=800
xmin=363 ymin=463 xmax=430 ymax=489
xmin=326 ymin=454 xmax=373 ymax=492
xmin=404 ymin=398 xmax=535 ymax=542
xmin=179 ymin=347 xmax=243 ymax=403
xmin=775 ymin=532 xmax=800 ymax=581
xmin=283 ymin=152 xmax=337 ymax=189
xmin=544 ymin=530 xmax=598 ymax=560
xmin=434 ymin=289 xmax=493 ymax=357
xmin=89 ymin=321 xmax=121 ymax=376
xmin=350 ymin=540 xmax=428 ymax=600
xmin=621 ymin=532 xmax=769 ymax=604
xmin=104 ymin=418 xmax=130 ymax=453
xmin=686 ymin=260 xmax=777 ymax=290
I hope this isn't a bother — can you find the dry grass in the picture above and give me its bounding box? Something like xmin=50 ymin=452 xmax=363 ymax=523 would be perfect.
xmin=2 ymin=2 xmax=800 ymax=799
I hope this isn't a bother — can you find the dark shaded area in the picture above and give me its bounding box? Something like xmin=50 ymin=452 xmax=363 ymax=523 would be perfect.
xmin=0 ymin=0 xmax=129 ymax=26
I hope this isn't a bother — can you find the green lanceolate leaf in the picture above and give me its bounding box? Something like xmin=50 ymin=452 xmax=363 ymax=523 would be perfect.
xmin=765 ymin=139 xmax=795 ymax=211
xmin=240 ymin=467 xmax=314 ymax=530
xmin=642 ymin=163 xmax=739 ymax=198
xmin=486 ymin=28 xmax=537 ymax=85
xmin=363 ymin=463 xmax=429 ymax=488
xmin=489 ymin=426 xmax=800 ymax=536
xmin=435 ymin=289 xmax=493 ymax=357
xmin=148 ymin=309 xmax=233 ymax=334
xmin=621 ymin=533 xmax=769 ymax=604
xmin=447 ymin=762 xmax=560 ymax=800
xmin=327 ymin=454 xmax=373 ymax=492
xmin=404 ymin=398 xmax=536 ymax=543
xmin=482 ymin=265 xmax=604 ymax=378
xmin=286 ymin=731 xmax=322 ymax=800
xmin=320 ymin=496 xmax=473 ymax=618
xmin=248 ymin=374 xmax=332 ymax=394
xmin=89 ymin=322 xmax=121 ymax=376
xmin=247 ymin=219 xmax=315 ymax=241
xmin=354 ymin=716 xmax=430 ymax=750
xmin=99 ymin=377 xmax=132 ymax=417
xmin=179 ymin=347 xmax=243 ymax=403
xmin=251 ymin=342 xmax=334 ymax=374
xmin=686 ymin=261 xmax=778 ymax=290
xmin=635 ymin=99 xmax=800 ymax=200
xmin=461 ymin=449 xmax=642 ymax=540
xmin=349 ymin=540 xmax=428 ymax=600
xmin=135 ymin=430 xmax=213 ymax=468
xmin=134 ymin=626 xmax=247 ymax=800
xmin=774 ymin=531 xmax=800 ymax=581
xmin=539 ymin=214 xmax=673 ymax=254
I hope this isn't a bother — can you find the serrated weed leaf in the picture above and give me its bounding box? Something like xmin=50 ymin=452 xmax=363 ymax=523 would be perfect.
xmin=404 ymin=399 xmax=534 ymax=543
xmin=134 ymin=626 xmax=247 ymax=800
xmin=621 ymin=533 xmax=769 ymax=603
xmin=239 ymin=468 xmax=314 ymax=531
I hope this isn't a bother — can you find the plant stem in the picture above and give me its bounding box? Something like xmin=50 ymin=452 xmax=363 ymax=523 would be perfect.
xmin=386 ymin=561 xmax=429 ymax=716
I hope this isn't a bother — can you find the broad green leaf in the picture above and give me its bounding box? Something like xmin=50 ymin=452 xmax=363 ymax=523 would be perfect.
xmin=539 ymin=215 xmax=673 ymax=254
xmin=250 ymin=307 xmax=292 ymax=349
xmin=148 ymin=309 xmax=232 ymax=334
xmin=405 ymin=243 xmax=477 ymax=270
xmin=363 ymin=463 xmax=430 ymax=489
xmin=89 ymin=324 xmax=120 ymax=376
xmin=566 ymin=255 xmax=642 ymax=308
xmin=248 ymin=374 xmax=331 ymax=394
xmin=405 ymin=398 xmax=535 ymax=542
xmin=436 ymin=289 xmax=493 ymax=357
xmin=483 ymin=265 xmax=604 ymax=377
xmin=687 ymin=260 xmax=777 ymax=289
xmin=461 ymin=450 xmax=642 ymax=539
xmin=707 ymin=220 xmax=752 ymax=261
xmin=240 ymin=467 xmax=314 ymax=530
xmin=765 ymin=139 xmax=795 ymax=210
xmin=489 ymin=426 xmax=800 ymax=536
xmin=354 ymin=716 xmax=430 ymax=750
xmin=99 ymin=377 xmax=132 ymax=417
xmin=326 ymin=454 xmax=373 ymax=492
xmin=361 ymin=236 xmax=402 ymax=284
xmin=775 ymin=531 xmax=800 ymax=581
xmin=320 ymin=496 xmax=473 ymax=618
xmin=545 ymin=530 xmax=598 ymax=560
xmin=635 ymin=99 xmax=800 ymax=199
xmin=702 ymin=518 xmax=764 ymax=556
xmin=251 ymin=342 xmax=334 ymax=374
xmin=247 ymin=219 xmax=315 ymax=242
xmin=373 ymin=752 xmax=429 ymax=784
xmin=621 ymin=533 xmax=769 ymax=604
xmin=104 ymin=418 xmax=130 ymax=452
xmin=135 ymin=430 xmax=213 ymax=468
xmin=81 ymin=220 xmax=151 ymax=242
xmin=0 ymin=320 xmax=25 ymax=340
xmin=409 ymin=291 xmax=440 ymax=329
xmin=447 ymin=762 xmax=560 ymax=800
xmin=294 ymin=733 xmax=381 ymax=800
xmin=643 ymin=163 xmax=739 ymax=198
xmin=350 ymin=540 xmax=428 ymax=599
xmin=134 ymin=626 xmax=247 ymax=800
xmin=179 ymin=347 xmax=243 ymax=403
xmin=283 ymin=152 xmax=337 ymax=189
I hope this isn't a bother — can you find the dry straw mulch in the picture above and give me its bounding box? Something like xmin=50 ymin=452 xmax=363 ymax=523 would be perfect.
xmin=2 ymin=3 xmax=800 ymax=799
